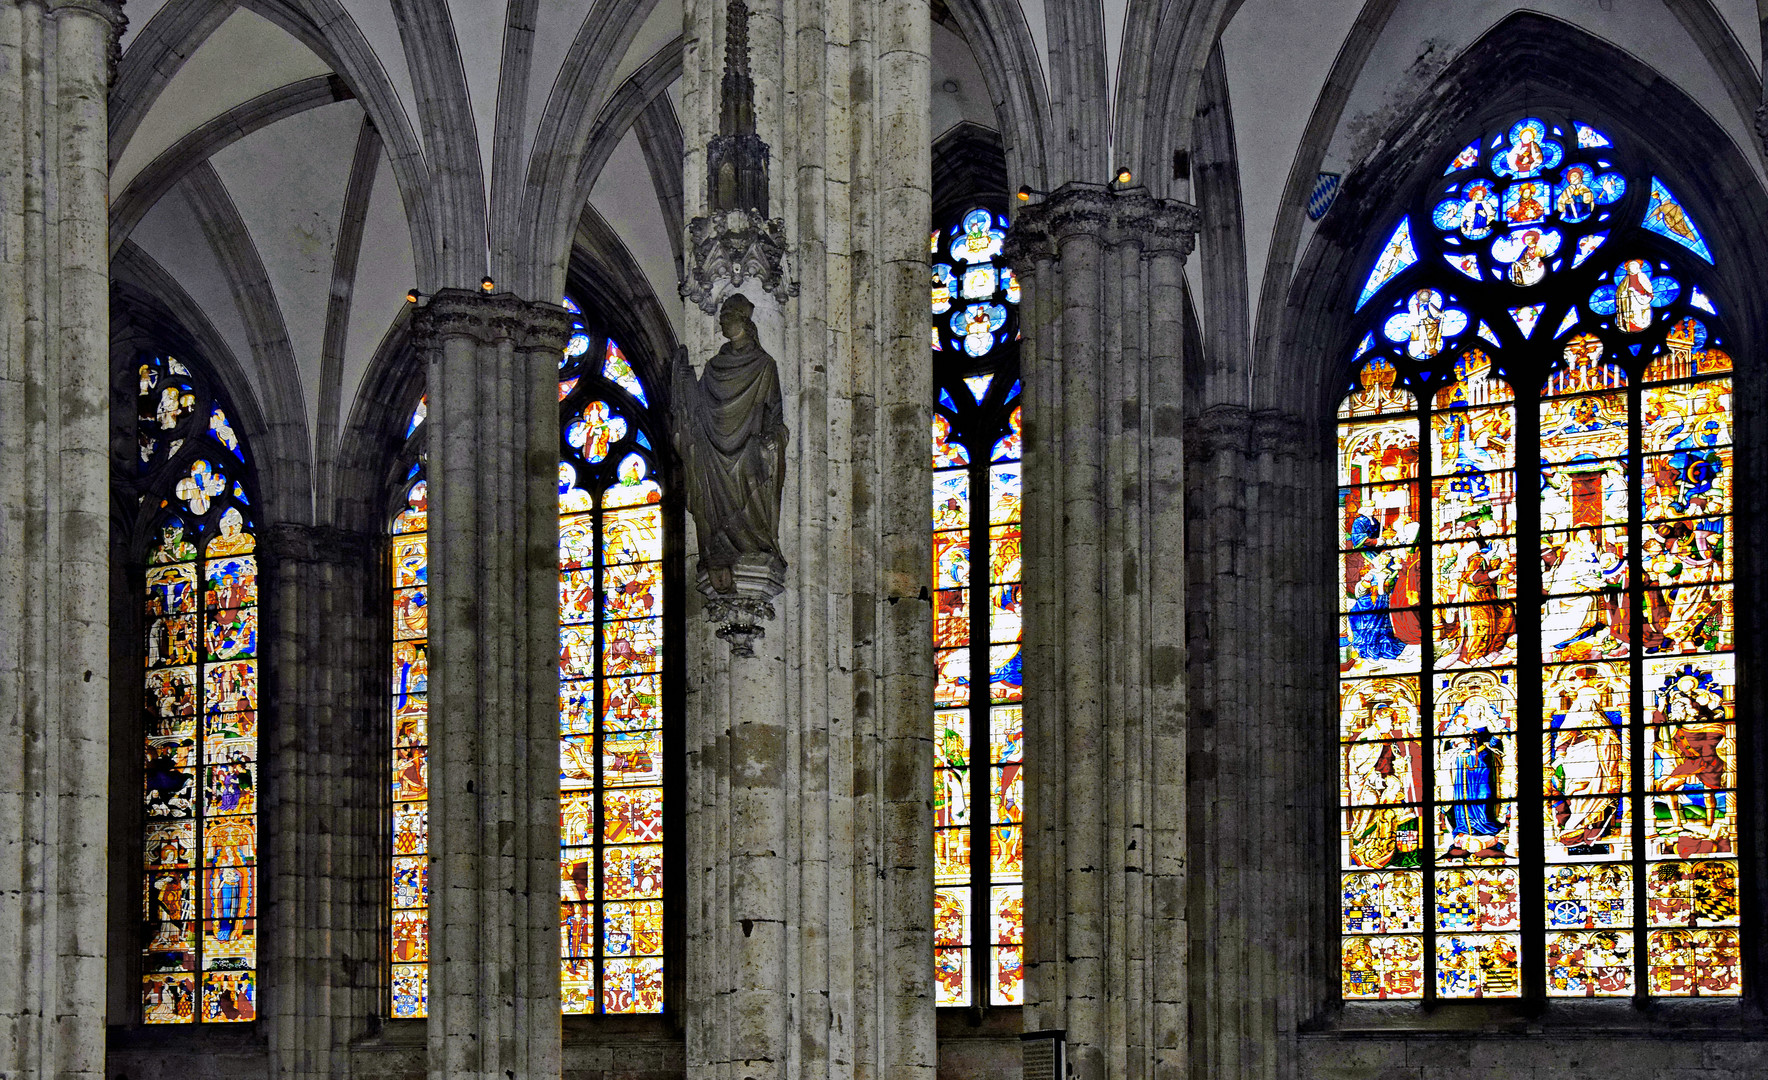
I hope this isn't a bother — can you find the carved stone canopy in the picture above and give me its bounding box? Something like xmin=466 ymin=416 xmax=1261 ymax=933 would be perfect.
xmin=681 ymin=209 xmax=796 ymax=314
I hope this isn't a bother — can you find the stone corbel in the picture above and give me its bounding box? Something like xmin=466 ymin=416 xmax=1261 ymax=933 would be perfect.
xmin=698 ymin=552 xmax=787 ymax=657
xmin=680 ymin=209 xmax=797 ymax=314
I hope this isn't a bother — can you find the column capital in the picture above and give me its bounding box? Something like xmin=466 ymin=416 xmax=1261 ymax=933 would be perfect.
xmin=1004 ymin=183 xmax=1199 ymax=270
xmin=1184 ymin=404 xmax=1315 ymax=461
xmin=409 ymin=289 xmax=576 ymax=354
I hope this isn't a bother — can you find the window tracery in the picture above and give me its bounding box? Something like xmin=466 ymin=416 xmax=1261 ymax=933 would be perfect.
xmin=1338 ymin=116 xmax=1739 ymax=1001
xmin=931 ymin=207 xmax=1026 ymax=1007
xmin=136 ymin=353 xmax=261 ymax=1024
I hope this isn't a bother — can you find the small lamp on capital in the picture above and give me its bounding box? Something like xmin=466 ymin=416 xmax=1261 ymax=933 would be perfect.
xmin=480 ymin=276 xmax=496 ymax=293
xmin=405 ymin=288 xmax=424 ymax=304
xmin=1017 ymin=185 xmax=1049 ymax=202
xmin=1113 ymin=166 xmax=1133 ymax=187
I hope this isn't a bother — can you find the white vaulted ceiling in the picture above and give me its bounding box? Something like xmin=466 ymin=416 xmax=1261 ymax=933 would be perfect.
xmin=113 ymin=0 xmax=687 ymax=522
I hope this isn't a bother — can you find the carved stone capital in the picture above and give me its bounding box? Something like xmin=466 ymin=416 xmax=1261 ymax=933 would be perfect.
xmin=47 ymin=0 xmax=126 ymax=83
xmin=1004 ymin=183 xmax=1199 ymax=272
xmin=1251 ymin=409 xmax=1311 ymax=458
xmin=681 ymin=209 xmax=796 ymax=314
xmin=1184 ymin=403 xmax=1253 ymax=462
xmin=409 ymin=289 xmax=576 ymax=355
xmin=698 ymin=552 xmax=787 ymax=657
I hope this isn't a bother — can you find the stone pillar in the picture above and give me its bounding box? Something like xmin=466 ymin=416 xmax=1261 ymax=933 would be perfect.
xmin=0 ymin=1 xmax=123 ymax=1077
xmin=676 ymin=0 xmax=935 ymax=1072
xmin=411 ymin=291 xmax=574 ymax=1080
xmin=258 ymin=523 xmax=383 ymax=1080
xmin=1182 ymin=405 xmax=1329 ymax=1080
xmin=1005 ymin=185 xmax=1197 ymax=1080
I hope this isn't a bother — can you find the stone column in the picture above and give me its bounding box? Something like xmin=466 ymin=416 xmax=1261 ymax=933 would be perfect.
xmin=1005 ymin=185 xmax=1197 ymax=1080
xmin=258 ymin=523 xmax=383 ymax=1080
xmin=1182 ymin=405 xmax=1329 ymax=1080
xmin=411 ymin=291 xmax=574 ymax=1080
xmin=676 ymin=0 xmax=934 ymax=1072
xmin=0 ymin=1 xmax=123 ymax=1077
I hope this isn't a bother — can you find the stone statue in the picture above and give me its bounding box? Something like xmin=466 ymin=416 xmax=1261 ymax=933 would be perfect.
xmin=671 ymin=293 xmax=788 ymax=595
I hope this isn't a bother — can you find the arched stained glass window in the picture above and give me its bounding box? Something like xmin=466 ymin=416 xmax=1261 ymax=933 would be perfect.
xmin=389 ymin=452 xmax=429 ymax=1018
xmin=931 ymin=207 xmax=1026 ymax=1007
xmin=557 ymin=298 xmax=668 ymax=1015
xmin=136 ymin=353 xmax=261 ymax=1024
xmin=386 ymin=301 xmax=672 ymax=1019
xmin=1338 ymin=115 xmax=1740 ymax=1002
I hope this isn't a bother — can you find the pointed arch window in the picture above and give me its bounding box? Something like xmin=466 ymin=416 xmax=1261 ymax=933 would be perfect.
xmin=931 ymin=207 xmax=1026 ymax=1007
xmin=557 ymin=297 xmax=670 ymax=1015
xmin=135 ymin=353 xmax=261 ymax=1024
xmin=1337 ymin=115 xmax=1740 ymax=1001
xmin=386 ymin=300 xmax=672 ymax=1019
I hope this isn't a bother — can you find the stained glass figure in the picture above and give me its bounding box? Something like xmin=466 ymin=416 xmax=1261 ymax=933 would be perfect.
xmin=1338 ymin=114 xmax=1740 ymax=1001
xmin=1642 ymin=178 xmax=1712 ymax=263
xmin=931 ymin=205 xmax=1023 ymax=1007
xmin=1358 ymin=217 xmax=1418 ymax=311
xmin=133 ymin=354 xmax=260 ymax=1024
xmin=557 ymin=297 xmax=668 ymax=1015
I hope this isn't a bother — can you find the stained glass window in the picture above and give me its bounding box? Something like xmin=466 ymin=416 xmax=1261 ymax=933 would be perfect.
xmin=1338 ymin=116 xmax=1740 ymax=1001
xmin=387 ymin=299 xmax=670 ymax=1019
xmin=389 ymin=454 xmax=429 ymax=1018
xmin=558 ymin=297 xmax=668 ymax=1015
xmin=137 ymin=353 xmax=261 ymax=1023
xmin=931 ymin=207 xmax=1025 ymax=1007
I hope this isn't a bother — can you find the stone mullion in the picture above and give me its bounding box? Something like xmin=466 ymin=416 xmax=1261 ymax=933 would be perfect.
xmin=418 ymin=293 xmax=567 ymax=1080
xmin=1143 ymin=245 xmax=1188 ymax=1080
xmin=0 ymin=2 xmax=119 ymax=1076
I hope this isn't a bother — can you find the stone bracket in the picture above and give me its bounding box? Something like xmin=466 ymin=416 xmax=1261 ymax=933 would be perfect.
xmin=680 ymin=208 xmax=796 ymax=314
xmin=698 ymin=552 xmax=786 ymax=657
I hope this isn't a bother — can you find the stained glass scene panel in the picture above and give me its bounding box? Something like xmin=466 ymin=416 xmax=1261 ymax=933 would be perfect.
xmin=1340 ymin=116 xmax=1741 ymax=1001
xmin=390 ymin=479 xmax=430 ymax=1018
xmin=143 ymin=506 xmax=260 ymax=1023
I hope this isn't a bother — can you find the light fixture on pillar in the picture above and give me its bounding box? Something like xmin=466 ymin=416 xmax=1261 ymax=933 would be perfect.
xmin=479 ymin=276 xmax=496 ymax=293
xmin=405 ymin=288 xmax=427 ymax=304
xmin=1113 ymin=166 xmax=1134 ymax=187
xmin=1016 ymin=185 xmax=1049 ymax=202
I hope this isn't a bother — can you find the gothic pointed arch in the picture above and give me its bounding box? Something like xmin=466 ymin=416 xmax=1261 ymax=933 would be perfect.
xmin=929 ymin=173 xmax=1027 ymax=1006
xmin=120 ymin=343 xmax=265 ymax=1024
xmin=1335 ymin=108 xmax=1745 ymax=1002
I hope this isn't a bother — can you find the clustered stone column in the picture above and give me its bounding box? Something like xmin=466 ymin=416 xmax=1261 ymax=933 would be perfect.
xmin=674 ymin=0 xmax=936 ymax=1073
xmin=1183 ymin=404 xmax=1331 ymax=1080
xmin=258 ymin=522 xmax=384 ymax=1080
xmin=0 ymin=1 xmax=124 ymax=1077
xmin=1005 ymin=185 xmax=1197 ymax=1080
xmin=410 ymin=291 xmax=575 ymax=1080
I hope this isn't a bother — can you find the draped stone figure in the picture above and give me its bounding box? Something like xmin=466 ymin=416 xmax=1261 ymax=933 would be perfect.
xmin=671 ymin=293 xmax=789 ymax=595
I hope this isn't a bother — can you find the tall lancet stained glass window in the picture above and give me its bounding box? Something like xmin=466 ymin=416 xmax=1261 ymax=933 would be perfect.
xmin=558 ymin=297 xmax=668 ymax=1014
xmin=389 ymin=423 xmax=429 ymax=1018
xmin=1338 ymin=116 xmax=1740 ymax=1001
xmin=931 ymin=207 xmax=1026 ymax=1006
xmin=137 ymin=353 xmax=261 ymax=1023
